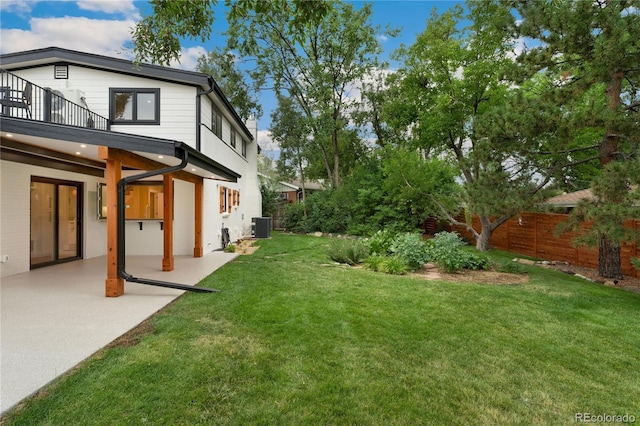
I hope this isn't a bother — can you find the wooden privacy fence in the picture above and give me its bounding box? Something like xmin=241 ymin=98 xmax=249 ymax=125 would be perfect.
xmin=449 ymin=212 xmax=640 ymax=278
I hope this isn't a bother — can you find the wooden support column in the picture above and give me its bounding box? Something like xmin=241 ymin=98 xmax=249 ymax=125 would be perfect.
xmin=162 ymin=174 xmax=174 ymax=271
xmin=194 ymin=178 xmax=204 ymax=257
xmin=99 ymin=146 xmax=124 ymax=297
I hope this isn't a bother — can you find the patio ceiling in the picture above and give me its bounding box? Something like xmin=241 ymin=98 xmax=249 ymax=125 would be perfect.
xmin=0 ymin=117 xmax=239 ymax=182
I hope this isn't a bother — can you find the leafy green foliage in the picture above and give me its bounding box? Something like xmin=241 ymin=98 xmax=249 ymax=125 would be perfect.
xmin=427 ymin=232 xmax=490 ymax=273
xmin=378 ymin=255 xmax=408 ymax=275
xmin=131 ymin=0 xmax=331 ymax=66
xmin=305 ymin=190 xmax=350 ymax=234
xmin=367 ymin=229 xmax=395 ymax=256
xmin=282 ymin=202 xmax=308 ymax=233
xmin=326 ymin=238 xmax=369 ymax=265
xmin=390 ymin=233 xmax=430 ymax=271
xmin=196 ymin=47 xmax=262 ymax=121
xmin=362 ymin=253 xmax=386 ymax=272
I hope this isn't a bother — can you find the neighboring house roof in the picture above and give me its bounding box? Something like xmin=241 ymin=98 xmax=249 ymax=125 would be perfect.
xmin=0 ymin=46 xmax=253 ymax=141
xmin=544 ymin=189 xmax=595 ymax=207
xmin=257 ymin=174 xmax=325 ymax=192
xmin=546 ymin=186 xmax=638 ymax=208
xmin=290 ymin=179 xmax=325 ymax=191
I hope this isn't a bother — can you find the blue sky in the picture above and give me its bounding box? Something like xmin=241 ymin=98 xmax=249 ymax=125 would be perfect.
xmin=0 ymin=0 xmax=460 ymax=153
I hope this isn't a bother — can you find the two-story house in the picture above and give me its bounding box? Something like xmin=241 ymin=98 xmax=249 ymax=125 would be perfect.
xmin=0 ymin=47 xmax=262 ymax=296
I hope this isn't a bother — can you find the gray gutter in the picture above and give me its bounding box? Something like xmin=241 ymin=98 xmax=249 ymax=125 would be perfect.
xmin=117 ymin=150 xmax=218 ymax=293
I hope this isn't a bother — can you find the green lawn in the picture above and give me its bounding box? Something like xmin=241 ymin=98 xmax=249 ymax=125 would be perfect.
xmin=3 ymin=233 xmax=640 ymax=425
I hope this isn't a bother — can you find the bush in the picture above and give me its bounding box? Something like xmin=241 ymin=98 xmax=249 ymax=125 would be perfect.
xmin=306 ymin=190 xmax=349 ymax=234
xmin=426 ymin=231 xmax=467 ymax=273
xmin=327 ymin=238 xmax=369 ymax=265
xmin=390 ymin=232 xmax=430 ymax=271
xmin=367 ymin=229 xmax=395 ymax=255
xmin=461 ymin=250 xmax=491 ymax=271
xmin=363 ymin=253 xmax=386 ymax=272
xmin=379 ymin=255 xmax=409 ymax=275
xmin=282 ymin=202 xmax=308 ymax=233
xmin=224 ymin=244 xmax=236 ymax=253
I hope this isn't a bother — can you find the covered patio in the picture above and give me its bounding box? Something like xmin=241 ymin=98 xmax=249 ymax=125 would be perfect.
xmin=0 ymin=252 xmax=237 ymax=415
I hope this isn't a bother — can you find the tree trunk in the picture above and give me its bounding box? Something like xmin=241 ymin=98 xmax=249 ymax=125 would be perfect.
xmin=596 ymin=69 xmax=624 ymax=277
xmin=598 ymin=234 xmax=623 ymax=279
xmin=474 ymin=216 xmax=493 ymax=251
xmin=331 ymin=128 xmax=340 ymax=188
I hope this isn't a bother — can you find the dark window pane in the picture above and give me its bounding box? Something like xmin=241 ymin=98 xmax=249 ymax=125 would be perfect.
xmin=114 ymin=92 xmax=133 ymax=120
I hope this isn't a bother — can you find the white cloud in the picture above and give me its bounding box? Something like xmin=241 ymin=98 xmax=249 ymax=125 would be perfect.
xmin=77 ymin=0 xmax=139 ymax=18
xmin=0 ymin=16 xmax=135 ymax=57
xmin=0 ymin=0 xmax=35 ymax=14
xmin=257 ymin=129 xmax=280 ymax=152
xmin=170 ymin=46 xmax=208 ymax=71
xmin=377 ymin=34 xmax=389 ymax=42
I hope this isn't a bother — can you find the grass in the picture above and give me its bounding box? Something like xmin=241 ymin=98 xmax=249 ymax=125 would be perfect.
xmin=3 ymin=233 xmax=640 ymax=425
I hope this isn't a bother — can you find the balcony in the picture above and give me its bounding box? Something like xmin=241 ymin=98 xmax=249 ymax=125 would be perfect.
xmin=0 ymin=70 xmax=109 ymax=130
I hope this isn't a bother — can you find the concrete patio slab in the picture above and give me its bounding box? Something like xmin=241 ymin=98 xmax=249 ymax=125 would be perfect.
xmin=0 ymin=252 xmax=237 ymax=415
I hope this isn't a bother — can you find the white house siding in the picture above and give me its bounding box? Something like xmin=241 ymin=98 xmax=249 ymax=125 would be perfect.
xmin=2 ymin=55 xmax=262 ymax=277
xmin=12 ymin=66 xmax=198 ymax=147
xmin=0 ymin=160 xmax=107 ymax=278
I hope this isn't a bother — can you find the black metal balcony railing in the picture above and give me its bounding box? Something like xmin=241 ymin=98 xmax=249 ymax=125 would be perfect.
xmin=0 ymin=70 xmax=109 ymax=130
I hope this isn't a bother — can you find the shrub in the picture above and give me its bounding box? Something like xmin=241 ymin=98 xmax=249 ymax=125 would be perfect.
xmin=327 ymin=238 xmax=369 ymax=265
xmin=461 ymin=250 xmax=491 ymax=271
xmin=426 ymin=231 xmax=467 ymax=273
xmin=306 ymin=190 xmax=349 ymax=234
xmin=224 ymin=244 xmax=236 ymax=253
xmin=390 ymin=232 xmax=430 ymax=271
xmin=282 ymin=202 xmax=308 ymax=233
xmin=379 ymin=255 xmax=409 ymax=275
xmin=367 ymin=229 xmax=395 ymax=255
xmin=363 ymin=253 xmax=386 ymax=272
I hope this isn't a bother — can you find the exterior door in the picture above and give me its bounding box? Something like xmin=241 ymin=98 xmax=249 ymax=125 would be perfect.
xmin=30 ymin=177 xmax=82 ymax=268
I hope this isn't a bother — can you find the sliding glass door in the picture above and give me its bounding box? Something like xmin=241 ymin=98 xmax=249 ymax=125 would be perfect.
xmin=30 ymin=178 xmax=82 ymax=268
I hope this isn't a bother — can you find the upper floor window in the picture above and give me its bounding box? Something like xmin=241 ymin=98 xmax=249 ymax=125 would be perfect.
xmin=110 ymin=88 xmax=160 ymax=124
xmin=211 ymin=104 xmax=222 ymax=138
xmin=242 ymin=138 xmax=247 ymax=157
xmin=230 ymin=128 xmax=236 ymax=148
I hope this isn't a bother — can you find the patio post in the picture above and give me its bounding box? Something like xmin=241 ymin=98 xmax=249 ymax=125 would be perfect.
xmin=194 ymin=179 xmax=204 ymax=257
xmin=162 ymin=174 xmax=174 ymax=271
xmin=99 ymin=146 xmax=124 ymax=297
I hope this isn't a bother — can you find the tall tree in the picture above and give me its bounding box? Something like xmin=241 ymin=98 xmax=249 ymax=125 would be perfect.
xmin=196 ymin=47 xmax=262 ymax=121
xmin=511 ymin=0 xmax=640 ymax=278
xmin=226 ymin=1 xmax=388 ymax=187
xmin=269 ymin=95 xmax=312 ymax=205
xmin=131 ymin=0 xmax=330 ymax=66
xmin=388 ymin=2 xmax=552 ymax=250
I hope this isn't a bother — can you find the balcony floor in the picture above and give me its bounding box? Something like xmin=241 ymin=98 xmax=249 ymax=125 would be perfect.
xmin=0 ymin=252 xmax=237 ymax=415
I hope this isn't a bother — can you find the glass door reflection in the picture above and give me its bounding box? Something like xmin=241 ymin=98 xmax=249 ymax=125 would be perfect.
xmin=30 ymin=178 xmax=82 ymax=268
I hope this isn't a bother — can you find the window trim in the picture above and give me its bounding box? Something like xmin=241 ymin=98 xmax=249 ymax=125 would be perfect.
xmin=211 ymin=102 xmax=222 ymax=138
xmin=109 ymin=88 xmax=160 ymax=125
xmin=230 ymin=128 xmax=236 ymax=149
